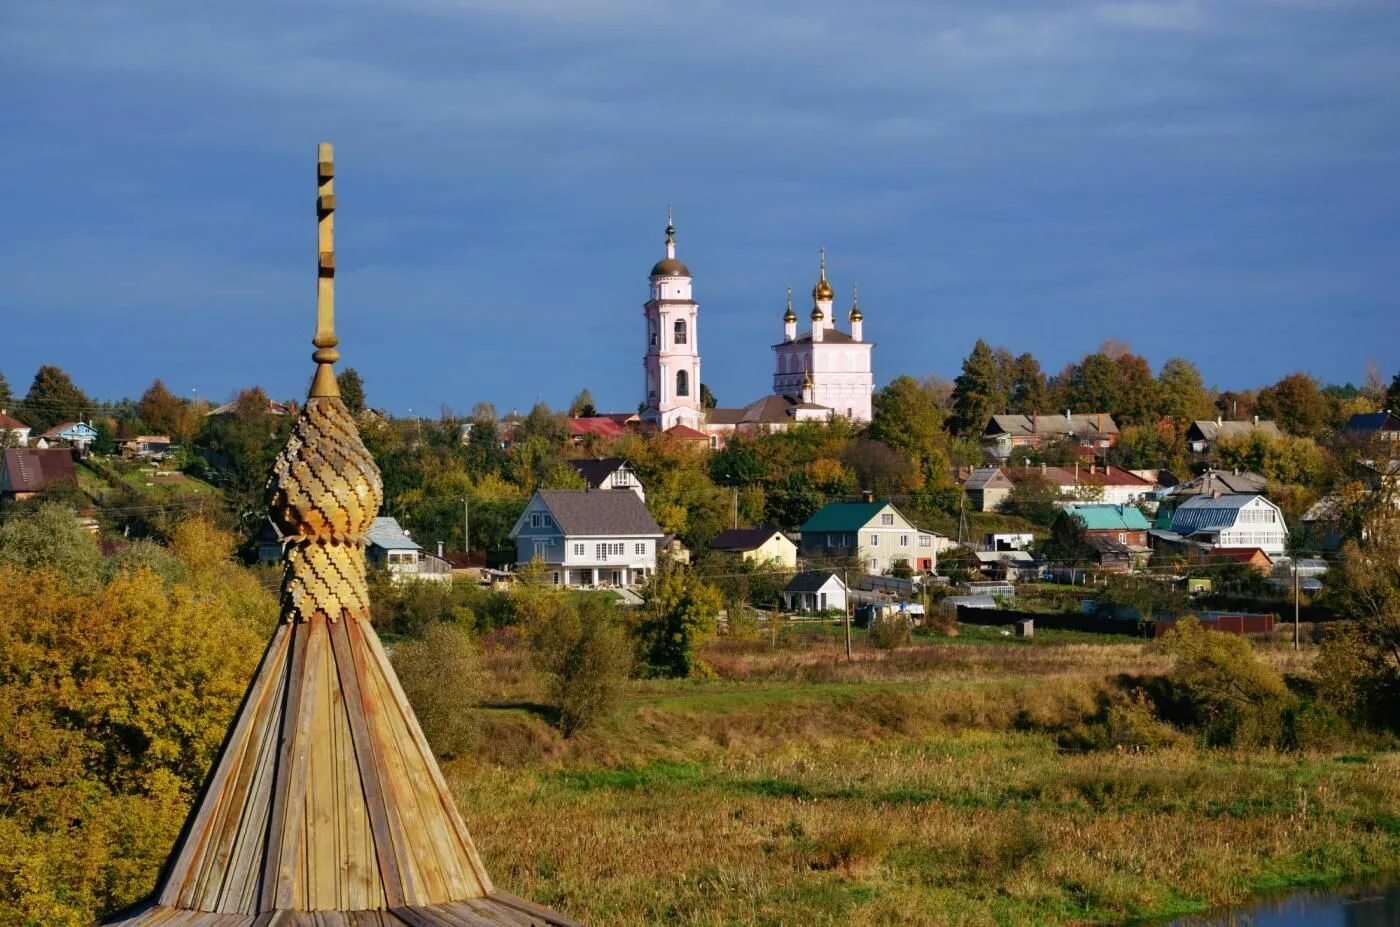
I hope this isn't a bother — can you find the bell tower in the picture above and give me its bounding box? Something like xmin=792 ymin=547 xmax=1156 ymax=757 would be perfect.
xmin=641 ymin=208 xmax=703 ymax=430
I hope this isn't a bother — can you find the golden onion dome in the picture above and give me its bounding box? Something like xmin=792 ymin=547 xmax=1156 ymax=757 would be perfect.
xmin=783 ymin=286 xmax=796 ymax=323
xmin=810 ymin=304 xmax=824 ymax=322
xmin=811 ymin=246 xmax=834 ymax=302
xmin=849 ymin=283 xmax=862 ymax=322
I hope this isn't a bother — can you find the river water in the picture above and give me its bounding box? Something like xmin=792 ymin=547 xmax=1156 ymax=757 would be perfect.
xmin=1163 ymin=882 xmax=1400 ymax=926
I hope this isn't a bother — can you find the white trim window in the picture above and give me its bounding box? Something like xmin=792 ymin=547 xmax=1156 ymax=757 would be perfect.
xmin=870 ymin=534 xmax=879 ymax=547
xmin=634 ymin=542 xmax=645 ymax=555
xmin=573 ymin=543 xmax=584 ymax=556
xmin=881 ymin=513 xmax=894 ymax=525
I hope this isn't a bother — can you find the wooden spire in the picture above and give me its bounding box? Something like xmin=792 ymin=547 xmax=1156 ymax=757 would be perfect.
xmin=100 ymin=145 xmax=579 ymax=927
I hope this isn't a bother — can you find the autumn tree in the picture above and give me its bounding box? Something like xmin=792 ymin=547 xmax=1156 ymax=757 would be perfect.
xmin=22 ymin=365 xmax=91 ymax=433
xmin=336 ymin=367 xmax=366 ymax=414
xmin=1257 ymin=373 xmax=1330 ymax=438
xmin=136 ymin=379 xmax=184 ymax=437
xmin=568 ymin=389 xmax=597 ymax=418
xmin=1156 ymin=358 xmax=1213 ymax=425
xmin=635 ymin=563 xmax=722 ymax=677
xmin=869 ymin=374 xmax=948 ymax=482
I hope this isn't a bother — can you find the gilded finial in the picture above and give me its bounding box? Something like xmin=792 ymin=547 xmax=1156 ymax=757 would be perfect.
xmin=310 ymin=142 xmax=340 ymax=398
xmin=665 ymin=204 xmax=675 ymax=243
xmin=811 ymin=246 xmax=834 ymax=303
xmin=784 ymin=286 xmax=796 ymax=323
xmin=849 ymin=282 xmax=862 ymax=321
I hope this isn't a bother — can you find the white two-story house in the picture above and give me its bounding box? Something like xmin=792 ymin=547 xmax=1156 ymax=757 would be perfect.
xmin=798 ymin=499 xmax=945 ymax=575
xmin=510 ymin=489 xmax=664 ymax=587
xmin=1168 ymin=493 xmax=1288 ymax=557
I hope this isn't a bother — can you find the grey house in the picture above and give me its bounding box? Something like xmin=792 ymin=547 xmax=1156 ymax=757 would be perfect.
xmin=510 ymin=489 xmax=664 ymax=587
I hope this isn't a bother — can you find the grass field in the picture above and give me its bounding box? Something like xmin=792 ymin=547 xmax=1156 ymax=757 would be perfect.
xmin=445 ymin=629 xmax=1399 ymax=926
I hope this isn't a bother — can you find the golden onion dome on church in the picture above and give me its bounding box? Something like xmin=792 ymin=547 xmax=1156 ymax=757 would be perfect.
xmin=849 ymin=283 xmax=862 ymax=322
xmin=811 ymin=247 xmax=834 ymax=302
xmin=783 ymin=286 xmax=796 ymax=323
xmin=650 ymin=211 xmax=691 ymax=277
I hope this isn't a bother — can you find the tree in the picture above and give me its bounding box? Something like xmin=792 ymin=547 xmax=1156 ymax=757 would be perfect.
xmin=1008 ymin=353 xmax=1047 ymax=414
xmin=1112 ymin=352 xmax=1160 ymax=427
xmin=391 ymin=623 xmax=483 ymax=757
xmin=998 ymin=473 xmax=1062 ymax=526
xmin=529 ymin=596 xmax=632 ymax=736
xmin=0 ymin=369 xmax=11 ymax=408
xmin=136 ymin=379 xmax=184 ymax=437
xmin=870 ymin=375 xmax=945 ymax=467
xmin=1386 ymin=373 xmax=1400 ymax=413
xmin=1257 ymin=373 xmax=1330 ymax=438
xmin=22 ymin=365 xmax=91 ymax=433
xmin=949 ymin=340 xmax=1009 ymax=437
xmin=635 ymin=564 xmax=722 ymax=677
xmin=1157 ymin=358 xmax=1213 ymax=425
xmin=1043 ymin=512 xmax=1095 ymax=565
xmin=1158 ymin=617 xmax=1294 ymax=747
xmin=1316 ymin=509 xmax=1400 ymax=732
xmin=336 ymin=367 xmax=366 ymax=413
xmin=1059 ymin=352 xmax=1119 ymax=415
xmin=700 ymin=383 xmax=717 ymax=410
xmin=568 ymin=389 xmax=597 ymax=418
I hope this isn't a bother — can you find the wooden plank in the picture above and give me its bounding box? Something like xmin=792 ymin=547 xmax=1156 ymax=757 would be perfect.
xmin=160 ymin=626 xmax=289 ymax=908
xmin=330 ymin=614 xmax=405 ymax=906
xmin=488 ymin=893 xmax=584 ymax=927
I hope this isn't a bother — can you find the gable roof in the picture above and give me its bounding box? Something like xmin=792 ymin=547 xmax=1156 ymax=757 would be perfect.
xmin=39 ymin=421 xmax=97 ymax=440
xmin=1063 ymin=504 xmax=1151 ymax=532
xmin=708 ymin=526 xmax=789 ymax=552
xmin=1170 ymin=469 xmax=1268 ymax=496
xmin=536 ymin=489 xmax=663 ymax=537
xmin=1034 ymin=465 xmax=1152 ymax=488
xmin=567 ymin=417 xmax=627 ymax=440
xmin=1170 ymin=493 xmax=1286 ymax=535
xmin=985 ymin=413 xmax=1118 ymax=439
xmin=568 ymin=457 xmax=633 ymax=488
xmin=1 ymin=447 xmax=77 ymax=494
xmin=1207 ymin=547 xmax=1274 ymax=565
xmin=784 ymin=570 xmax=845 ymax=593
xmin=1188 ymin=419 xmax=1283 ymax=442
xmin=365 ymin=515 xmax=422 ymax=551
xmin=801 ymin=501 xmax=892 ymax=533
xmin=709 ymin=393 xmax=833 ymax=427
xmin=777 ymin=328 xmax=861 ymax=346
xmin=1345 ymin=411 xmax=1400 ymax=434
xmin=964 ymin=467 xmax=1013 ymax=491
xmin=664 ymin=423 xmax=708 ymax=439
xmin=0 ymin=410 xmax=28 ymax=432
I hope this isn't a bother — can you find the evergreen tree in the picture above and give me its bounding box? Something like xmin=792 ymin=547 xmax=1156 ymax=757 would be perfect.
xmin=1062 ymin=353 xmax=1118 ymax=414
xmin=1387 ymin=373 xmax=1400 ymax=413
xmin=1008 ymin=353 xmax=1047 ymax=414
xmin=336 ymin=367 xmax=366 ymax=414
xmin=136 ymin=379 xmax=184 ymax=437
xmin=950 ymin=339 xmax=1009 ymax=437
xmin=22 ymin=365 xmax=91 ymax=433
xmin=0 ymin=369 xmax=11 ymax=409
xmin=700 ymin=383 xmax=717 ymax=410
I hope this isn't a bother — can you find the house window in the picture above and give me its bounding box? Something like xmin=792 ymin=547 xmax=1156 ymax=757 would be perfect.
xmin=919 ymin=534 xmax=932 ymax=547
xmin=573 ymin=543 xmax=584 ymax=556
xmin=529 ymin=512 xmax=544 ymax=528
xmin=674 ymin=318 xmax=687 ymax=344
xmin=826 ymin=535 xmax=834 ymax=548
xmin=635 ymin=542 xmax=645 ymax=555
xmin=676 ymin=369 xmax=690 ymax=397
xmin=870 ymin=534 xmax=879 ymax=546
xmin=533 ymin=540 xmax=549 ymax=558
xmin=552 ymin=572 xmax=560 ymax=585
xmin=900 ymin=535 xmax=910 ymax=547
xmin=881 ymin=514 xmax=894 ymax=525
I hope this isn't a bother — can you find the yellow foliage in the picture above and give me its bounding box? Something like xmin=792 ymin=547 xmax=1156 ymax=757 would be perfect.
xmin=0 ymin=522 xmax=272 ymax=926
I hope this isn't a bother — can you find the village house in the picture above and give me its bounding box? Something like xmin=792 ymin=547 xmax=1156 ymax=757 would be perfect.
xmin=1167 ymin=493 xmax=1288 ymax=556
xmin=0 ymin=409 xmax=31 ymax=446
xmin=1022 ymin=462 xmax=1157 ymax=507
xmin=1206 ymin=547 xmax=1276 ymax=574
xmin=510 ymin=488 xmax=664 ymax=587
xmin=707 ymin=526 xmax=798 ymax=569
xmin=1344 ymin=410 xmax=1400 ymax=445
xmin=36 ymin=421 xmax=98 ymax=451
xmin=982 ymin=412 xmax=1118 ymax=460
xmin=365 ymin=516 xmax=453 ymax=583
xmin=1186 ymin=416 xmax=1282 ymax=454
xmin=0 ymin=447 xmax=77 ymax=500
xmin=567 ymin=457 xmax=646 ymax=501
xmin=121 ymin=435 xmax=173 ymax=459
xmin=963 ymin=466 xmax=1014 ymax=512
xmin=781 ymin=570 xmax=849 ymax=613
xmin=1062 ymin=503 xmax=1151 ymax=546
xmin=567 ymin=417 xmax=628 ymax=444
xmin=799 ymin=499 xmax=943 ymax=575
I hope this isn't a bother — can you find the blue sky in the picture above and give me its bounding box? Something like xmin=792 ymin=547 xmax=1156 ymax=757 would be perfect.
xmin=2 ymin=0 xmax=1398 ymax=415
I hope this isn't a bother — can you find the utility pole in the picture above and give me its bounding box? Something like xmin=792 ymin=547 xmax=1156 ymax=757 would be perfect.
xmin=732 ymin=486 xmax=739 ymax=530
xmin=843 ymin=566 xmax=852 ymax=660
xmin=1293 ymin=560 xmax=1300 ymax=651
xmin=463 ymin=496 xmax=470 ymax=557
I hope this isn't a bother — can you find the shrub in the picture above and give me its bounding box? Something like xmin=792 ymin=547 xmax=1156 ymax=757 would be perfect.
xmin=530 ymin=598 xmax=632 ymax=736
xmin=635 ymin=564 xmax=721 ymax=678
xmin=869 ymin=611 xmax=912 ymax=650
xmin=391 ymin=622 xmax=484 ymax=758
xmin=1157 ymin=617 xmax=1295 ymax=747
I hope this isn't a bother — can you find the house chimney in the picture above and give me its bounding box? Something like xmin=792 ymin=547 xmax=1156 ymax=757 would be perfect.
xmin=862 ymin=490 xmax=874 ymax=503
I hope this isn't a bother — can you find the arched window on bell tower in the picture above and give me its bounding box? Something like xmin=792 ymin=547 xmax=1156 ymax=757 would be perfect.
xmin=649 ymin=321 xmax=657 ymax=347
xmin=674 ymin=318 xmax=687 ymax=345
xmin=676 ymin=369 xmax=690 ymax=397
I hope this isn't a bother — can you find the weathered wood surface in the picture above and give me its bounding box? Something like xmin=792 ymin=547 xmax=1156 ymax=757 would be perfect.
xmin=97 ymin=143 xmax=579 ymax=926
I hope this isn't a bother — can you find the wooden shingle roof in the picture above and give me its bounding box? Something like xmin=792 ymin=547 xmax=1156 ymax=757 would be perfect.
xmin=99 ymin=144 xmax=577 ymax=927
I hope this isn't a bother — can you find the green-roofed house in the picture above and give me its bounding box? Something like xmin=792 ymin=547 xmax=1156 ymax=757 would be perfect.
xmin=799 ymin=499 xmax=944 ymax=575
xmin=1062 ymin=503 xmax=1151 ymax=545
